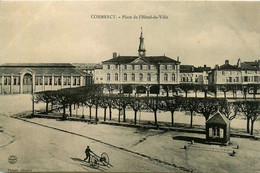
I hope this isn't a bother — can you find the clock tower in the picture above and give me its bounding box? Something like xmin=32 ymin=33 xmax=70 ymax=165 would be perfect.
xmin=138 ymin=27 xmax=146 ymax=57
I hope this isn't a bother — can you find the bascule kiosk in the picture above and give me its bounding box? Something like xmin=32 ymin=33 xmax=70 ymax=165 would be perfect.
xmin=206 ymin=112 xmax=230 ymax=145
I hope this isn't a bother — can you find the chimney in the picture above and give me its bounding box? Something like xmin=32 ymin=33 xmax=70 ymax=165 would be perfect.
xmin=237 ymin=58 xmax=241 ymax=68
xmin=215 ymin=64 xmax=219 ymax=69
xmin=225 ymin=60 xmax=229 ymax=65
xmin=113 ymin=52 xmax=117 ymax=59
xmin=204 ymin=64 xmax=206 ymax=68
xmin=177 ymin=56 xmax=179 ymax=62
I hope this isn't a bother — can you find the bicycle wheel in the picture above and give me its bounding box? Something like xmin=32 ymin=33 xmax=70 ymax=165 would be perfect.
xmin=100 ymin=152 xmax=109 ymax=166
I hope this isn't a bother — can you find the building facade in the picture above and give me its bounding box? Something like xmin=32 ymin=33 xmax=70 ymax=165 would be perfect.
xmin=209 ymin=59 xmax=260 ymax=85
xmin=0 ymin=63 xmax=92 ymax=94
xmin=94 ymin=29 xmax=181 ymax=86
xmin=180 ymin=65 xmax=211 ymax=84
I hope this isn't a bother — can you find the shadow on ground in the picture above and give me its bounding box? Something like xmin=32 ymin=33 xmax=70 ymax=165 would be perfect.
xmin=70 ymin=157 xmax=108 ymax=171
xmin=172 ymin=136 xmax=206 ymax=144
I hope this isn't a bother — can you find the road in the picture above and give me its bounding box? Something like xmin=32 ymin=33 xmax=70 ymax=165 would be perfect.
xmin=0 ymin=115 xmax=182 ymax=172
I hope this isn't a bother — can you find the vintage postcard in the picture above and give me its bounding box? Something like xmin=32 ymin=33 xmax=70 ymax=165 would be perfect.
xmin=0 ymin=1 xmax=259 ymax=172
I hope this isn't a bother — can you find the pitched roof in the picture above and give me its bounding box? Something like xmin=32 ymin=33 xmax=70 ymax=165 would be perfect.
xmin=0 ymin=63 xmax=74 ymax=67
xmin=180 ymin=65 xmax=211 ymax=73
xmin=102 ymin=56 xmax=180 ymax=64
xmin=0 ymin=66 xmax=85 ymax=76
xmin=241 ymin=60 xmax=260 ymax=70
xmin=219 ymin=63 xmax=238 ymax=70
xmin=206 ymin=112 xmax=230 ymax=125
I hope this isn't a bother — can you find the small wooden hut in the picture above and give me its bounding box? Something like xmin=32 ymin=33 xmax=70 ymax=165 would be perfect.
xmin=206 ymin=112 xmax=230 ymax=145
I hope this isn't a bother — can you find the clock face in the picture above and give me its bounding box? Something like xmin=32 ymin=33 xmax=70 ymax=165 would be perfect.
xmin=140 ymin=51 xmax=144 ymax=56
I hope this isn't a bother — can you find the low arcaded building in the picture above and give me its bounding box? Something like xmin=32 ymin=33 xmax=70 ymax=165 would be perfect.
xmin=0 ymin=63 xmax=93 ymax=94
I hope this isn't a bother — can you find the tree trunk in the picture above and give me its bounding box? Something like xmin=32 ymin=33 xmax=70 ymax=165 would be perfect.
xmin=118 ymin=109 xmax=121 ymax=123
xmin=224 ymin=91 xmax=226 ymax=99
xmin=171 ymin=111 xmax=174 ymax=126
xmin=247 ymin=117 xmax=250 ymax=133
xmin=154 ymin=110 xmax=158 ymax=126
xmin=109 ymin=106 xmax=112 ymax=120
xmin=89 ymin=106 xmax=92 ymax=120
xmin=204 ymin=91 xmax=207 ymax=98
xmin=123 ymin=107 xmax=126 ymax=122
xmin=104 ymin=108 xmax=107 ymax=121
xmin=190 ymin=111 xmax=193 ymax=128
xmin=51 ymin=100 xmax=53 ymax=112
xmin=195 ymin=91 xmax=197 ymax=98
xmin=95 ymin=105 xmax=98 ymax=121
xmin=251 ymin=120 xmax=255 ymax=135
xmin=134 ymin=110 xmax=137 ymax=125
xmin=185 ymin=91 xmax=188 ymax=98
xmin=69 ymin=103 xmax=72 ymax=117
xmin=62 ymin=103 xmax=66 ymax=120
xmin=46 ymin=102 xmax=49 ymax=114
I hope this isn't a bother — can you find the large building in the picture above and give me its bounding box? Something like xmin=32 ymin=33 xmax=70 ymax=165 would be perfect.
xmin=94 ymin=29 xmax=181 ymax=86
xmin=0 ymin=63 xmax=92 ymax=94
xmin=209 ymin=59 xmax=260 ymax=85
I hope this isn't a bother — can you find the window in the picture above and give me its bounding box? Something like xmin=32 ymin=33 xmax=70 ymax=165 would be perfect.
xmin=165 ymin=65 xmax=167 ymax=70
xmin=182 ymin=77 xmax=185 ymax=82
xmin=0 ymin=77 xmax=1 ymax=85
xmin=132 ymin=65 xmax=135 ymax=70
xmin=235 ymin=77 xmax=239 ymax=82
xmin=13 ymin=76 xmax=20 ymax=85
xmin=222 ymin=71 xmax=225 ymax=75
xmin=140 ymin=65 xmax=143 ymax=70
xmin=35 ymin=76 xmax=43 ymax=85
xmin=44 ymin=76 xmax=52 ymax=85
xmin=107 ymin=65 xmax=110 ymax=69
xmin=124 ymin=73 xmax=127 ymax=81
xmin=164 ymin=73 xmax=168 ymax=81
xmin=228 ymin=77 xmax=232 ymax=82
xmin=4 ymin=77 xmax=11 ymax=85
xmin=139 ymin=73 xmax=143 ymax=81
xmin=244 ymin=76 xmax=248 ymax=82
xmin=115 ymin=73 xmax=118 ymax=81
xmin=172 ymin=73 xmax=175 ymax=81
xmin=73 ymin=76 xmax=80 ymax=86
xmin=54 ymin=76 xmax=61 ymax=85
xmin=115 ymin=65 xmax=118 ymax=69
xmin=124 ymin=65 xmax=127 ymax=70
xmin=147 ymin=73 xmax=151 ymax=81
xmin=148 ymin=65 xmax=151 ymax=70
xmin=132 ymin=73 xmax=135 ymax=81
xmin=107 ymin=73 xmax=110 ymax=81
xmin=172 ymin=64 xmax=175 ymax=70
xmin=254 ymin=76 xmax=258 ymax=82
xmin=63 ymin=76 xmax=71 ymax=86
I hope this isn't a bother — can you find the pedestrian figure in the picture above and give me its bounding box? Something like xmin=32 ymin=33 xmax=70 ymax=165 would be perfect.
xmin=84 ymin=146 xmax=92 ymax=162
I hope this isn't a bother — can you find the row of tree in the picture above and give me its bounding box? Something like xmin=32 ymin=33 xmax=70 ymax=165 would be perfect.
xmin=34 ymin=85 xmax=260 ymax=135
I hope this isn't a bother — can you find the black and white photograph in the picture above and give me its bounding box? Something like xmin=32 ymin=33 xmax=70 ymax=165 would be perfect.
xmin=0 ymin=1 xmax=260 ymax=172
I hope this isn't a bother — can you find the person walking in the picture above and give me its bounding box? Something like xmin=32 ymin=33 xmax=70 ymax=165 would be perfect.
xmin=84 ymin=146 xmax=92 ymax=162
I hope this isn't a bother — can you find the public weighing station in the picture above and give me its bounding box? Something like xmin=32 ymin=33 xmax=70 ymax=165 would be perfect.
xmin=206 ymin=112 xmax=230 ymax=145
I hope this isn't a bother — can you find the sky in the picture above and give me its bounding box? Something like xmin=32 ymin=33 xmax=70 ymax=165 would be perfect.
xmin=0 ymin=1 xmax=260 ymax=67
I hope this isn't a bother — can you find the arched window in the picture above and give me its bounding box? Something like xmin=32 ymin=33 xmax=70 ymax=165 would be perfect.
xmin=115 ymin=73 xmax=118 ymax=81
xmin=164 ymin=73 xmax=168 ymax=81
xmin=139 ymin=73 xmax=143 ymax=81
xmin=140 ymin=65 xmax=143 ymax=70
xmin=172 ymin=73 xmax=175 ymax=81
xmin=132 ymin=73 xmax=135 ymax=81
xmin=147 ymin=73 xmax=151 ymax=82
xmin=124 ymin=73 xmax=127 ymax=81
xmin=165 ymin=65 xmax=167 ymax=70
xmin=124 ymin=65 xmax=127 ymax=70
xmin=148 ymin=65 xmax=151 ymax=70
xmin=132 ymin=65 xmax=135 ymax=70
xmin=107 ymin=73 xmax=110 ymax=81
xmin=107 ymin=65 xmax=110 ymax=70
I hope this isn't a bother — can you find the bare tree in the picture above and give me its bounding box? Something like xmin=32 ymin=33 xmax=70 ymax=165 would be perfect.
xmin=161 ymin=97 xmax=182 ymax=126
xmin=182 ymin=98 xmax=198 ymax=128
xmin=196 ymin=98 xmax=219 ymax=121
xmin=218 ymin=100 xmax=238 ymax=120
